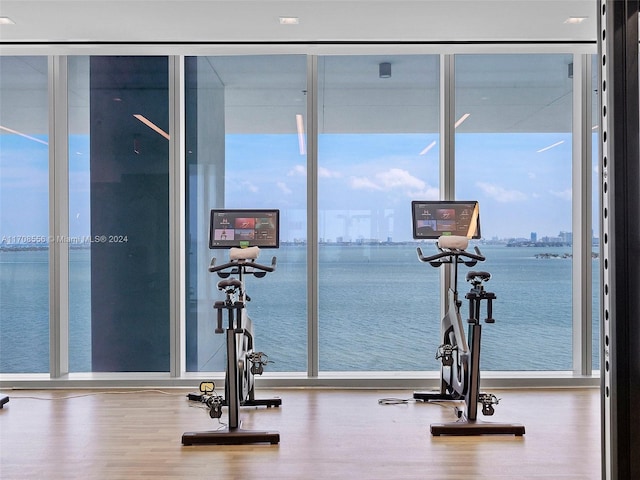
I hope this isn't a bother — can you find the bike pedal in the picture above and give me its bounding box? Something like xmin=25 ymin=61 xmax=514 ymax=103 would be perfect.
xmin=209 ymin=403 xmax=223 ymax=419
xmin=482 ymin=403 xmax=495 ymax=416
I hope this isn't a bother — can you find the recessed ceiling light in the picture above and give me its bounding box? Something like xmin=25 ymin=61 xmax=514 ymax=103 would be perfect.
xmin=419 ymin=141 xmax=437 ymax=156
xmin=133 ymin=114 xmax=170 ymax=140
xmin=0 ymin=125 xmax=48 ymax=145
xmin=537 ymin=140 xmax=565 ymax=153
xmin=279 ymin=17 xmax=299 ymax=25
xmin=564 ymin=17 xmax=588 ymax=24
xmin=296 ymin=114 xmax=305 ymax=155
xmin=454 ymin=113 xmax=471 ymax=128
xmin=0 ymin=17 xmax=16 ymax=25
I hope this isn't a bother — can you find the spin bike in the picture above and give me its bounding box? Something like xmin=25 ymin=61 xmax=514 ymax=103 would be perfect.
xmin=182 ymin=246 xmax=280 ymax=445
xmin=414 ymin=236 xmax=525 ymax=436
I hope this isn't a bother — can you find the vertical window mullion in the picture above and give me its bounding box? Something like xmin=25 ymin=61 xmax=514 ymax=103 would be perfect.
xmin=571 ymin=53 xmax=593 ymax=376
xmin=307 ymin=55 xmax=319 ymax=378
xmin=441 ymin=54 xmax=455 ymax=312
xmin=169 ymin=55 xmax=186 ymax=377
xmin=441 ymin=54 xmax=455 ymax=201
xmin=49 ymin=55 xmax=69 ymax=378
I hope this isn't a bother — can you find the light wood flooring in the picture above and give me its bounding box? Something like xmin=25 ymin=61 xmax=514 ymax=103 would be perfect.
xmin=0 ymin=387 xmax=600 ymax=479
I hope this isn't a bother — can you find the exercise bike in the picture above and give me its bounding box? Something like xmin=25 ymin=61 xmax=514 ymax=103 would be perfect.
xmin=413 ymin=235 xmax=525 ymax=436
xmin=182 ymin=246 xmax=280 ymax=445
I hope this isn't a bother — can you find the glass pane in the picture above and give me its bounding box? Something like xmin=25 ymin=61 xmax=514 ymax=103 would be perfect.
xmin=68 ymin=56 xmax=170 ymax=372
xmin=455 ymin=54 xmax=574 ymax=370
xmin=68 ymin=56 xmax=91 ymax=371
xmin=0 ymin=56 xmax=50 ymax=373
xmin=185 ymin=55 xmax=308 ymax=373
xmin=318 ymin=55 xmax=440 ymax=371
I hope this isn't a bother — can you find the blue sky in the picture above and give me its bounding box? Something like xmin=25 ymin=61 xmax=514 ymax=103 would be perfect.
xmin=225 ymin=132 xmax=585 ymax=242
xmin=1 ymin=132 xmax=598 ymax=243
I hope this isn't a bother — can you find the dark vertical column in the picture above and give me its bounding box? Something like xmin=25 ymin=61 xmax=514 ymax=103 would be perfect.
xmin=599 ymin=1 xmax=640 ymax=478
xmin=90 ymin=57 xmax=170 ymax=371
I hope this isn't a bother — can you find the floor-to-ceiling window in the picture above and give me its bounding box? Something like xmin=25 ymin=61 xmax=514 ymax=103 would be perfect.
xmin=454 ymin=54 xmax=574 ymax=370
xmin=0 ymin=50 xmax=601 ymax=382
xmin=185 ymin=55 xmax=308 ymax=373
xmin=0 ymin=56 xmax=50 ymax=373
xmin=317 ymin=55 xmax=442 ymax=371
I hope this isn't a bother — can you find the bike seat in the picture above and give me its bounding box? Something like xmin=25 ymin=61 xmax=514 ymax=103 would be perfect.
xmin=230 ymin=246 xmax=260 ymax=260
xmin=218 ymin=279 xmax=242 ymax=290
xmin=467 ymin=271 xmax=491 ymax=282
xmin=438 ymin=235 xmax=469 ymax=250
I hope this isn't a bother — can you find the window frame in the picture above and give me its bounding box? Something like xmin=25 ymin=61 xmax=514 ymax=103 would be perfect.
xmin=0 ymin=46 xmax=599 ymax=388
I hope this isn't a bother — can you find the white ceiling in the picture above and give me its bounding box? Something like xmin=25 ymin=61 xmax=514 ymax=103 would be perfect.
xmin=0 ymin=1 xmax=598 ymax=135
xmin=0 ymin=0 xmax=597 ymax=45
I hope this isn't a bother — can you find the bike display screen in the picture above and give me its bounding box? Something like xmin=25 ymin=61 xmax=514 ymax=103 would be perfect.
xmin=411 ymin=201 xmax=481 ymax=240
xmin=209 ymin=209 xmax=280 ymax=249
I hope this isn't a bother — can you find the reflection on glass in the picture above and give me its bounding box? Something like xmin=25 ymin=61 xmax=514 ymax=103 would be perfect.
xmin=68 ymin=56 xmax=91 ymax=371
xmin=0 ymin=56 xmax=50 ymax=373
xmin=318 ymin=55 xmax=441 ymax=371
xmin=67 ymin=56 xmax=170 ymax=372
xmin=1 ymin=52 xmax=600 ymax=378
xmin=185 ymin=56 xmax=308 ymax=372
xmin=455 ymin=54 xmax=574 ymax=370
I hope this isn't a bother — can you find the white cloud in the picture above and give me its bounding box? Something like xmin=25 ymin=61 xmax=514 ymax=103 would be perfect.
xmin=242 ymin=181 xmax=259 ymax=193
xmin=319 ymin=166 xmax=342 ymax=178
xmin=376 ymin=168 xmax=425 ymax=190
xmin=350 ymin=176 xmax=383 ymax=190
xmin=550 ymin=189 xmax=572 ymax=201
xmin=277 ymin=181 xmax=292 ymax=195
xmin=408 ymin=186 xmax=440 ymax=199
xmin=288 ymin=165 xmax=306 ymax=177
xmin=287 ymin=165 xmax=342 ymax=178
xmin=350 ymin=168 xmax=427 ymax=195
xmin=476 ymin=181 xmax=527 ymax=202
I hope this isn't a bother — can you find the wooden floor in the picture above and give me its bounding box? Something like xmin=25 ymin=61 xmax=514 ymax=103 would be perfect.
xmin=0 ymin=387 xmax=600 ymax=479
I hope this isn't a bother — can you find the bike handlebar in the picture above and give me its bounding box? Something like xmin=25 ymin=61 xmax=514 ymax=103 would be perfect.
xmin=208 ymin=255 xmax=277 ymax=274
xmin=417 ymin=244 xmax=485 ymax=265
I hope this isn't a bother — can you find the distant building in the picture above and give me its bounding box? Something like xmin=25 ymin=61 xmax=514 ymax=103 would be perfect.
xmin=559 ymin=231 xmax=573 ymax=243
